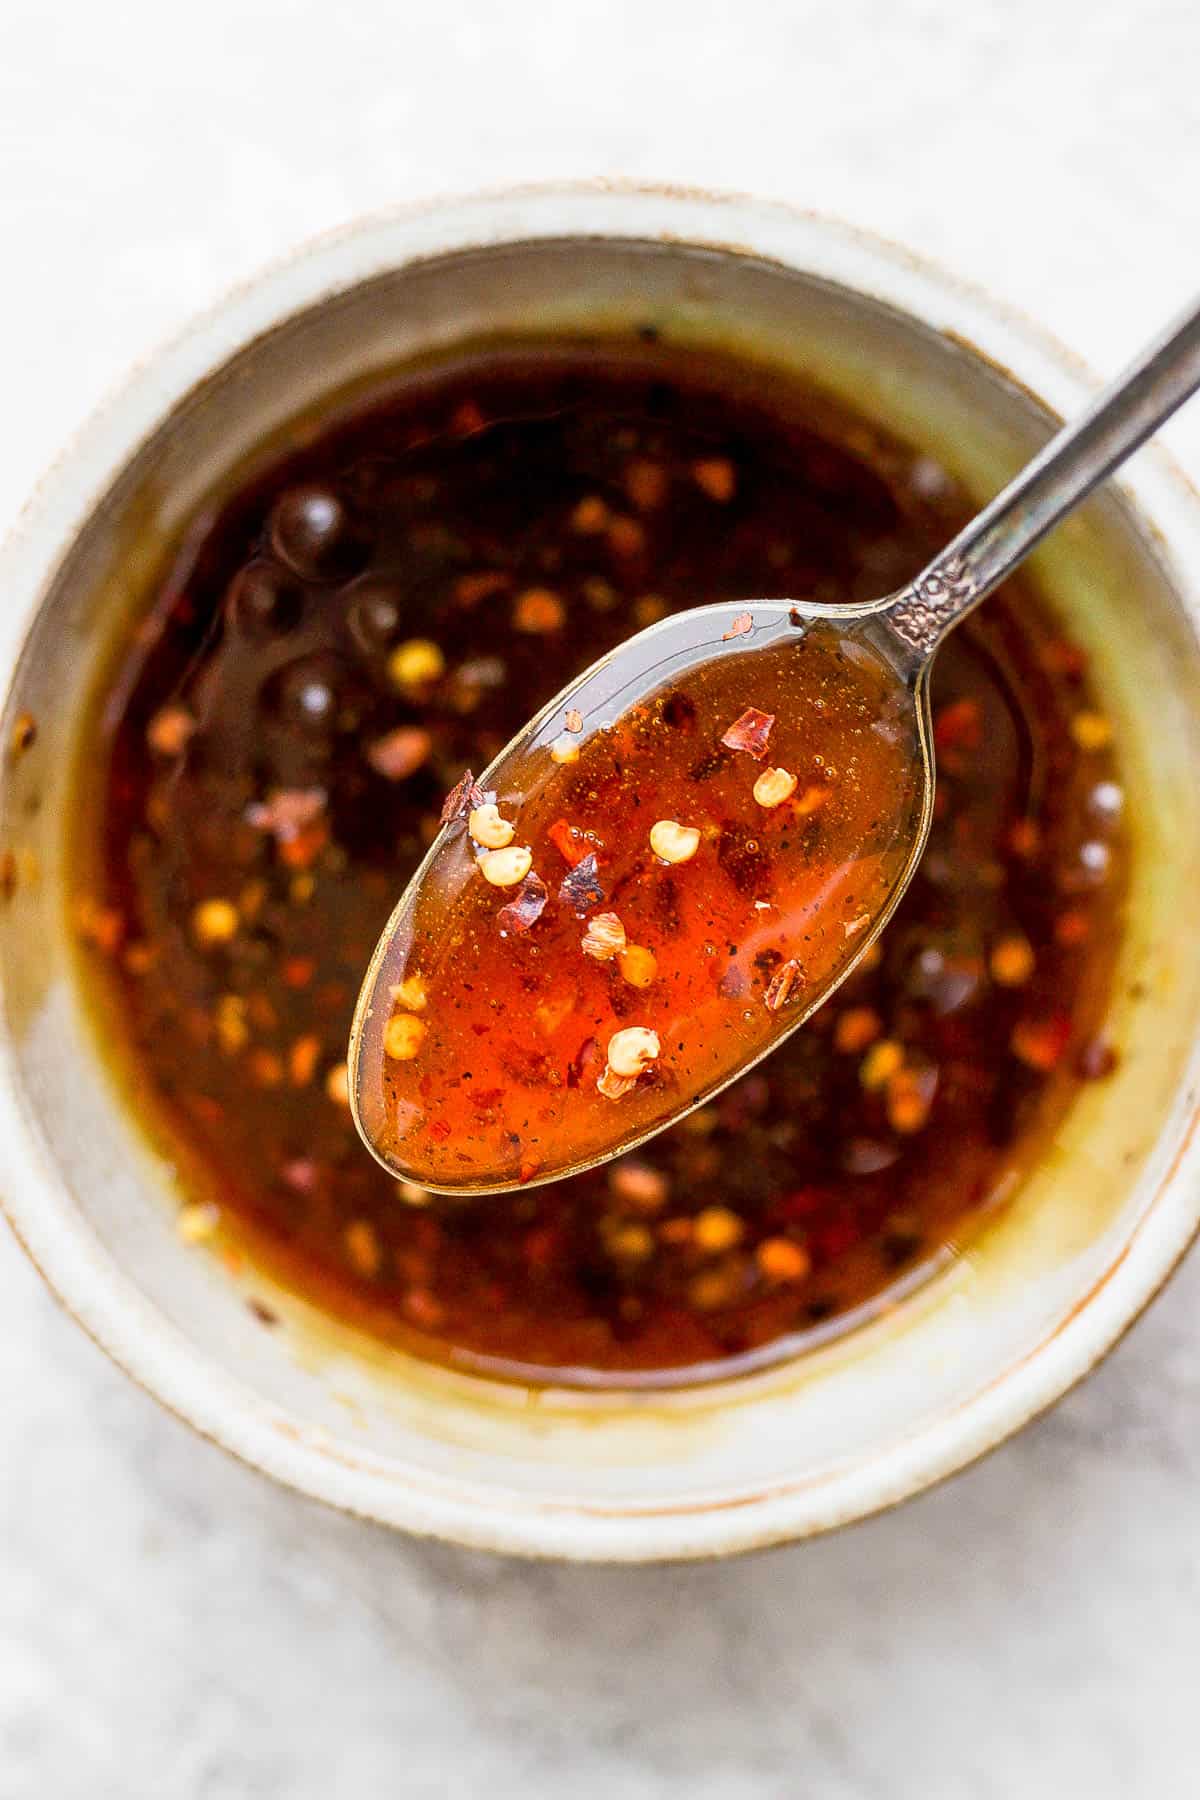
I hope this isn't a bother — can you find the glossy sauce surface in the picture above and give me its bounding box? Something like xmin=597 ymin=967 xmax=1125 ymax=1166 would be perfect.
xmin=71 ymin=340 xmax=1128 ymax=1382
xmin=357 ymin=625 xmax=922 ymax=1189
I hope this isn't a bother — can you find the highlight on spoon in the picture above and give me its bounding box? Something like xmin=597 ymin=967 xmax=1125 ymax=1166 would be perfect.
xmin=349 ymin=604 xmax=931 ymax=1193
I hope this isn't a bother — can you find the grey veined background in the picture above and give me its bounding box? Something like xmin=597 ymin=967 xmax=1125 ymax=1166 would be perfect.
xmin=2 ymin=1 xmax=1198 ymax=1794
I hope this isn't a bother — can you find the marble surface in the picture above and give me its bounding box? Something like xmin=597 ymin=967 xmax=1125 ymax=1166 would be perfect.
xmin=3 ymin=1 xmax=1200 ymax=1792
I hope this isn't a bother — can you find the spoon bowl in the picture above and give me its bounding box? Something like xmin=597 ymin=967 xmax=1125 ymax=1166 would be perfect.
xmin=350 ymin=597 xmax=932 ymax=1191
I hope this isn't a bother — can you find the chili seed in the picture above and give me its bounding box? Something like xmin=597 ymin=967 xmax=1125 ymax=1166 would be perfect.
xmin=756 ymin=1237 xmax=811 ymax=1282
xmin=479 ymin=846 xmax=533 ymax=887
xmin=990 ymin=934 xmax=1036 ymax=986
xmin=192 ymin=899 xmax=239 ymax=947
xmin=289 ymin=1034 xmax=322 ymax=1086
xmin=397 ymin=1180 xmax=433 ymax=1207
xmin=581 ymin=912 xmax=627 ymax=961
xmin=834 ymin=1006 xmax=882 ymax=1054
xmin=1071 ymin=710 xmax=1112 ymax=751
xmin=384 ymin=1014 xmax=427 ymax=1060
xmin=597 ymin=1066 xmax=637 ymax=1100
xmin=468 ymin=803 xmax=514 ymax=850
xmin=344 ymin=1219 xmax=382 ymax=1277
xmin=325 ymin=1061 xmax=351 ymax=1107
xmin=860 ymin=1039 xmax=904 ymax=1089
xmin=606 ymin=1026 xmax=661 ymax=1079
xmin=609 ymin=1163 xmax=669 ymax=1211
xmin=753 ymin=766 xmax=798 ymax=809
xmin=391 ymin=972 xmax=428 ymax=1012
xmin=607 ymin=1222 xmax=655 ymax=1262
xmin=513 ymin=588 xmax=565 ymax=634
xmin=147 ymin=706 xmax=196 ymax=757
xmin=649 ymin=819 xmax=700 ymax=863
xmin=617 ymin=944 xmax=658 ymax=988
xmin=693 ymin=1205 xmax=744 ymax=1252
xmin=176 ymin=1202 xmax=220 ymax=1245
xmin=886 ymin=1064 xmax=938 ymax=1134
xmin=387 ymin=639 xmax=445 ymax=691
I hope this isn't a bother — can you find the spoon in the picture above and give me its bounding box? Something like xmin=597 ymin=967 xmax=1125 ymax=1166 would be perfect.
xmin=350 ymin=293 xmax=1200 ymax=1195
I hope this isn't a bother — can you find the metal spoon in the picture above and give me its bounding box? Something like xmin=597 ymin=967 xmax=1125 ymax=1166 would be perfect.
xmin=350 ymin=294 xmax=1200 ymax=1194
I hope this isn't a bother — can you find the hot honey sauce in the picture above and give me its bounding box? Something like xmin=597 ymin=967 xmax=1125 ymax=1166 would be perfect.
xmin=70 ymin=339 xmax=1128 ymax=1382
xmin=355 ymin=624 xmax=924 ymax=1189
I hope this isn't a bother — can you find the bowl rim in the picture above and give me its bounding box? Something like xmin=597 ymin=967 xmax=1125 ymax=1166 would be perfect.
xmin=3 ymin=178 xmax=1200 ymax=1562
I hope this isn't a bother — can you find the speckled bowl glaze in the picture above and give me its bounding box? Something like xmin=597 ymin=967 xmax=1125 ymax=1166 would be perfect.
xmin=2 ymin=186 xmax=1199 ymax=1561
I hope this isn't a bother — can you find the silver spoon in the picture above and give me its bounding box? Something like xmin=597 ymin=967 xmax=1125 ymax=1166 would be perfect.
xmin=350 ymin=294 xmax=1200 ymax=1195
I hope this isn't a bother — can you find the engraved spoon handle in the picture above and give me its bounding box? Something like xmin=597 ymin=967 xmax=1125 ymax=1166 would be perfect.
xmin=887 ymin=292 xmax=1200 ymax=657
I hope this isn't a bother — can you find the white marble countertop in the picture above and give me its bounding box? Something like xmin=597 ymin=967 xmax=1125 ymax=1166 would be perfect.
xmin=3 ymin=2 xmax=1199 ymax=1792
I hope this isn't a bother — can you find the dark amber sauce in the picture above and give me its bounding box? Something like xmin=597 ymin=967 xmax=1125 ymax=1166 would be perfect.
xmin=72 ymin=339 xmax=1128 ymax=1384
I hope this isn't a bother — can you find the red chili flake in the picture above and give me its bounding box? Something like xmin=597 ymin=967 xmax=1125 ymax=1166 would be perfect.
xmin=1042 ymin=638 xmax=1088 ymax=681
xmin=1076 ymin=1037 xmax=1119 ymax=1080
xmin=518 ymin=1155 xmax=542 ymax=1185
xmin=455 ymin=571 xmax=512 ymax=608
xmin=1055 ymin=908 xmax=1091 ymax=948
xmin=366 ymin=726 xmax=432 ymax=781
xmin=278 ymin=818 xmax=329 ymax=870
xmin=559 ymin=853 xmax=605 ymax=915
xmin=1011 ymin=1012 xmax=1072 ymax=1073
xmin=75 ymin=897 xmax=125 ymax=955
xmin=567 ymin=1035 xmax=601 ymax=1087
xmin=933 ymin=698 xmax=982 ymax=754
xmin=565 ymin=708 xmax=583 ymax=734
xmin=246 ymin=787 xmax=327 ymax=842
xmin=452 ymin=400 xmax=487 ymax=436
xmin=780 ymin=1186 xmax=831 ymax=1220
xmin=764 ymin=957 xmax=802 ymax=1011
xmin=497 ymin=871 xmax=549 ymax=933
xmin=440 ymin=769 xmax=488 ymax=824
xmin=548 ymin=817 xmax=588 ymax=867
xmin=815 ymin=1217 xmax=863 ymax=1261
xmin=523 ymin=1225 xmax=562 ymax=1268
xmin=597 ymin=1066 xmax=637 ymax=1100
xmin=146 ymin=705 xmax=196 ymax=758
xmin=722 ymin=611 xmax=753 ymax=641
xmin=429 ymin=1118 xmax=453 ymax=1142
xmin=1006 ymin=817 xmax=1041 ymax=860
xmin=469 ymin=1086 xmax=506 ymax=1110
xmin=720 ymin=707 xmax=775 ymax=759
xmin=404 ymin=1288 xmax=445 ymax=1330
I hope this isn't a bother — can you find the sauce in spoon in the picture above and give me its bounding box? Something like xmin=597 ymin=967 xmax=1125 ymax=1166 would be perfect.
xmin=353 ymin=612 xmax=926 ymax=1189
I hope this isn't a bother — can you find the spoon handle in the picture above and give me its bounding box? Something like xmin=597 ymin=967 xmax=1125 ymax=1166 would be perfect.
xmin=887 ymin=292 xmax=1200 ymax=657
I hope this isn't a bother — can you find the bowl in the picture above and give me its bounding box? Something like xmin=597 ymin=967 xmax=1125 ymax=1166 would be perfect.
xmin=2 ymin=184 xmax=1199 ymax=1561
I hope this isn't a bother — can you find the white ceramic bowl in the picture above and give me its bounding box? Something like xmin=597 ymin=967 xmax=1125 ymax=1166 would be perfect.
xmin=3 ymin=185 xmax=1200 ymax=1562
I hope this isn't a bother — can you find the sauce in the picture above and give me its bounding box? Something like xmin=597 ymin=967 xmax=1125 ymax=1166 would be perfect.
xmin=70 ymin=339 xmax=1128 ymax=1383
xmin=357 ymin=624 xmax=922 ymax=1189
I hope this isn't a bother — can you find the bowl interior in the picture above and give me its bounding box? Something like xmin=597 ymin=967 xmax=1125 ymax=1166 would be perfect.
xmin=3 ymin=207 xmax=1200 ymax=1556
